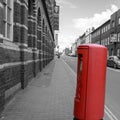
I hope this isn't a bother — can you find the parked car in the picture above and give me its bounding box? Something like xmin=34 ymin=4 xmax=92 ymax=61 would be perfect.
xmin=69 ymin=53 xmax=77 ymax=57
xmin=107 ymin=56 xmax=120 ymax=69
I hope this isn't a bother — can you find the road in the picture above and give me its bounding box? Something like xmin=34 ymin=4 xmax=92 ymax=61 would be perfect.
xmin=61 ymin=55 xmax=120 ymax=120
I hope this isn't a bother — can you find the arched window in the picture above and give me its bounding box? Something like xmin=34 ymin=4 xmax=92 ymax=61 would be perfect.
xmin=28 ymin=0 xmax=33 ymax=15
xmin=37 ymin=8 xmax=41 ymax=49
xmin=42 ymin=19 xmax=45 ymax=33
xmin=28 ymin=0 xmax=34 ymax=47
xmin=42 ymin=19 xmax=45 ymax=46
xmin=45 ymin=26 xmax=47 ymax=34
xmin=45 ymin=26 xmax=47 ymax=51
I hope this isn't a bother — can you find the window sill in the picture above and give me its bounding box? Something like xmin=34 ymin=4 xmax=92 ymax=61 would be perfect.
xmin=0 ymin=36 xmax=20 ymax=50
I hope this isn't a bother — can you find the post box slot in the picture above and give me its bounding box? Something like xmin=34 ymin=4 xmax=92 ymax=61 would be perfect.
xmin=76 ymin=54 xmax=83 ymax=99
xmin=77 ymin=54 xmax=83 ymax=75
xmin=79 ymin=56 xmax=83 ymax=73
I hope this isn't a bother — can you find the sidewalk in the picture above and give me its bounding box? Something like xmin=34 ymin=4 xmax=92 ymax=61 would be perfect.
xmin=1 ymin=58 xmax=77 ymax=120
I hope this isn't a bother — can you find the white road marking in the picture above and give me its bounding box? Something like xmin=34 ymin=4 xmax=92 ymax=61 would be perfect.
xmin=105 ymin=106 xmax=119 ymax=120
xmin=61 ymin=58 xmax=119 ymax=120
xmin=105 ymin=109 xmax=115 ymax=120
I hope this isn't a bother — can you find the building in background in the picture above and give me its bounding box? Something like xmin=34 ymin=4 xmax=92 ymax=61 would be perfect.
xmin=63 ymin=9 xmax=120 ymax=57
xmin=85 ymin=27 xmax=94 ymax=44
xmin=76 ymin=36 xmax=81 ymax=47
xmin=91 ymin=9 xmax=120 ymax=56
xmin=110 ymin=9 xmax=120 ymax=56
xmin=54 ymin=32 xmax=59 ymax=47
xmin=80 ymin=33 xmax=86 ymax=44
xmin=91 ymin=20 xmax=111 ymax=47
xmin=71 ymin=42 xmax=77 ymax=56
xmin=0 ymin=0 xmax=59 ymax=113
xmin=77 ymin=9 xmax=120 ymax=56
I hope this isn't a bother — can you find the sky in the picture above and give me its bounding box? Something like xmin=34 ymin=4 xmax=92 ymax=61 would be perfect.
xmin=55 ymin=0 xmax=120 ymax=52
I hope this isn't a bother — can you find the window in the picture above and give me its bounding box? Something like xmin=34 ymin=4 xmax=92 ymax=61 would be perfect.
xmin=101 ymin=39 xmax=104 ymax=45
xmin=103 ymin=27 xmax=105 ymax=33
xmin=97 ymin=30 xmax=100 ymax=35
xmin=108 ymin=24 xmax=110 ymax=30
xmin=111 ymin=21 xmax=115 ymax=28
xmin=104 ymin=39 xmax=106 ymax=46
xmin=117 ymin=49 xmax=120 ymax=56
xmin=105 ymin=26 xmax=106 ymax=32
xmin=102 ymin=28 xmax=104 ymax=33
xmin=104 ymin=27 xmax=106 ymax=32
xmin=105 ymin=39 xmax=107 ymax=45
xmin=106 ymin=26 xmax=108 ymax=31
xmin=107 ymin=37 xmax=110 ymax=45
xmin=2 ymin=0 xmax=13 ymax=40
xmin=98 ymin=30 xmax=100 ymax=35
xmin=118 ymin=18 xmax=120 ymax=25
xmin=118 ymin=33 xmax=120 ymax=42
xmin=102 ymin=28 xmax=104 ymax=34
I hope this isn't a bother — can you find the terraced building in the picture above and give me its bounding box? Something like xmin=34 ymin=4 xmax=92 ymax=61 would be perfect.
xmin=0 ymin=0 xmax=59 ymax=113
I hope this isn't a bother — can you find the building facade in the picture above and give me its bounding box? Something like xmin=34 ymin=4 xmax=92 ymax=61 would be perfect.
xmin=0 ymin=0 xmax=59 ymax=113
xmin=91 ymin=20 xmax=111 ymax=53
xmin=78 ymin=9 xmax=120 ymax=56
xmin=85 ymin=28 xmax=94 ymax=44
xmin=71 ymin=42 xmax=77 ymax=56
xmin=80 ymin=33 xmax=86 ymax=44
xmin=110 ymin=9 xmax=120 ymax=56
xmin=76 ymin=37 xmax=81 ymax=47
xmin=91 ymin=9 xmax=120 ymax=56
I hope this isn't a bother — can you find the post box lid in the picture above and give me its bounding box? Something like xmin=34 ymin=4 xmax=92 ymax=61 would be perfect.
xmin=77 ymin=44 xmax=107 ymax=49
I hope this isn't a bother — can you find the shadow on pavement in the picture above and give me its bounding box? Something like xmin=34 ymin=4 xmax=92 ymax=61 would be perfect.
xmin=29 ymin=60 xmax=56 ymax=88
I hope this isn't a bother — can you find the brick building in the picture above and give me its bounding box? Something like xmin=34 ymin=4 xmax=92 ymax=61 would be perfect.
xmin=91 ymin=9 xmax=120 ymax=56
xmin=91 ymin=20 xmax=111 ymax=55
xmin=79 ymin=33 xmax=86 ymax=44
xmin=0 ymin=0 xmax=59 ymax=113
xmin=71 ymin=42 xmax=77 ymax=56
xmin=110 ymin=9 xmax=120 ymax=56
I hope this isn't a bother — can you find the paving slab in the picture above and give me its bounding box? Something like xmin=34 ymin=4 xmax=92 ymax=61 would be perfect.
xmin=0 ymin=59 xmax=76 ymax=120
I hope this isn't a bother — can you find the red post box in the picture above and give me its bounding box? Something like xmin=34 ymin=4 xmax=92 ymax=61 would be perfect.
xmin=74 ymin=44 xmax=107 ymax=120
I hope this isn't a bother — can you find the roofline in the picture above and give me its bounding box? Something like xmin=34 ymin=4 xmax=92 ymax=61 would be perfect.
xmin=91 ymin=19 xmax=110 ymax=34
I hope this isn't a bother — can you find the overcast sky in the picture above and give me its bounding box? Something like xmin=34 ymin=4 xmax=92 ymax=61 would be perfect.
xmin=56 ymin=0 xmax=120 ymax=52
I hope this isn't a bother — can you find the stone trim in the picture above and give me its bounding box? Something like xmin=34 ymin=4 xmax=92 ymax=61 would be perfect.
xmin=13 ymin=23 xmax=28 ymax=30
xmin=0 ymin=59 xmax=41 ymax=70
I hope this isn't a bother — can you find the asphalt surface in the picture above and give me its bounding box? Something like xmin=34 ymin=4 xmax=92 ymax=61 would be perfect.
xmin=61 ymin=55 xmax=120 ymax=120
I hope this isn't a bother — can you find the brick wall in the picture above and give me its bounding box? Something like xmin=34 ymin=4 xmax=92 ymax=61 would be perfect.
xmin=0 ymin=89 xmax=4 ymax=113
xmin=0 ymin=0 xmax=56 ymax=114
xmin=21 ymin=62 xmax=34 ymax=88
xmin=0 ymin=47 xmax=20 ymax=64
xmin=0 ymin=48 xmax=21 ymax=113
xmin=13 ymin=1 xmax=21 ymax=43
